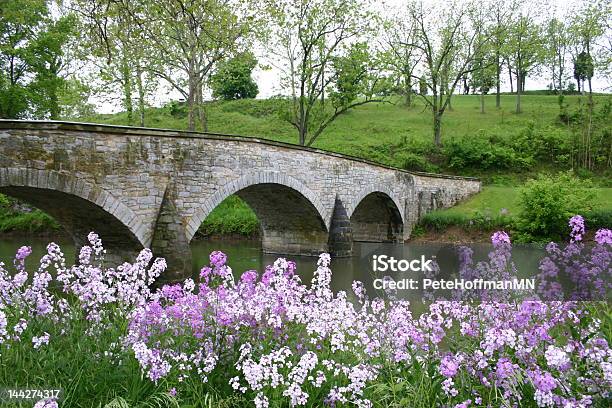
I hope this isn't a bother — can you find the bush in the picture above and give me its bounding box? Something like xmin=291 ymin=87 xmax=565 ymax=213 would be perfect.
xmin=163 ymin=100 xmax=188 ymax=119
xmin=584 ymin=209 xmax=612 ymax=231
xmin=420 ymin=210 xmax=514 ymax=232
xmin=516 ymin=171 xmax=596 ymax=241
xmin=443 ymin=134 xmax=533 ymax=171
xmin=512 ymin=123 xmax=571 ymax=165
xmin=398 ymin=152 xmax=438 ymax=172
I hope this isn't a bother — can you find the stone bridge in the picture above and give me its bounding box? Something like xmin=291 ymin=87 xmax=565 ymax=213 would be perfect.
xmin=0 ymin=120 xmax=480 ymax=282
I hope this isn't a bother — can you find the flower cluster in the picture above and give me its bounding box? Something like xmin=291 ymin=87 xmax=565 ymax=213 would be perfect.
xmin=1 ymin=218 xmax=610 ymax=407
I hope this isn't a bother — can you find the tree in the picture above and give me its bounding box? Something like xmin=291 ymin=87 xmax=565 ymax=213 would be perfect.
xmin=381 ymin=13 xmax=421 ymax=107
xmin=488 ymin=0 xmax=518 ymax=109
xmin=210 ymin=51 xmax=258 ymax=100
xmin=265 ymin=0 xmax=386 ymax=146
xmin=0 ymin=0 xmax=76 ymax=119
xmin=573 ymin=51 xmax=594 ymax=94
xmin=29 ymin=14 xmax=77 ymax=119
xmin=406 ymin=0 xmax=491 ymax=146
xmin=469 ymin=5 xmax=496 ymax=114
xmin=71 ymin=0 xmax=157 ymax=126
xmin=506 ymin=13 xmax=545 ymax=113
xmin=569 ymin=0 xmax=607 ymax=170
xmin=569 ymin=0 xmax=606 ymax=99
xmin=546 ymin=17 xmax=570 ymax=95
xmin=126 ymin=0 xmax=258 ymax=131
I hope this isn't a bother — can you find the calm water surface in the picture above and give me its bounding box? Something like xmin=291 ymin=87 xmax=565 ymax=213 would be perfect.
xmin=0 ymin=236 xmax=545 ymax=299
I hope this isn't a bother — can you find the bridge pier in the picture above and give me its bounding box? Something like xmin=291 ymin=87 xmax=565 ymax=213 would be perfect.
xmin=328 ymin=197 xmax=353 ymax=257
xmin=151 ymin=185 xmax=192 ymax=284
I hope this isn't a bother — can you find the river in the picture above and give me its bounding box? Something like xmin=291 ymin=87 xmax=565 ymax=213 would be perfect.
xmin=0 ymin=236 xmax=546 ymax=301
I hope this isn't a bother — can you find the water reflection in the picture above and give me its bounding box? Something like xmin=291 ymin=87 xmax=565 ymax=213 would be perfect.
xmin=0 ymin=236 xmax=545 ymax=301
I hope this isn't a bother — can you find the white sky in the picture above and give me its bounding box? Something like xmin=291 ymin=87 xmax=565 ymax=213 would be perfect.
xmin=92 ymin=0 xmax=610 ymax=114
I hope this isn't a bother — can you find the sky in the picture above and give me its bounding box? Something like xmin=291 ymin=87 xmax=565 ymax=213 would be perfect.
xmin=92 ymin=0 xmax=610 ymax=114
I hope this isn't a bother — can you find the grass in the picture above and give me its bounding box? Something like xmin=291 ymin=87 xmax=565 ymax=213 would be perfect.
xmin=0 ymin=196 xmax=60 ymax=233
xmin=197 ymin=195 xmax=259 ymax=237
xmin=420 ymin=186 xmax=612 ymax=234
xmin=82 ymin=94 xmax=610 ymax=180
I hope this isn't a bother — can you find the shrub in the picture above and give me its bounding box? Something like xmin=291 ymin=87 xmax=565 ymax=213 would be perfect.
xmin=0 ymin=194 xmax=60 ymax=233
xmin=398 ymin=152 xmax=438 ymax=172
xmin=584 ymin=209 xmax=612 ymax=231
xmin=420 ymin=210 xmax=514 ymax=232
xmin=443 ymin=135 xmax=533 ymax=171
xmin=512 ymin=123 xmax=571 ymax=166
xmin=516 ymin=171 xmax=596 ymax=241
xmin=420 ymin=211 xmax=467 ymax=231
xmin=163 ymin=100 xmax=188 ymax=119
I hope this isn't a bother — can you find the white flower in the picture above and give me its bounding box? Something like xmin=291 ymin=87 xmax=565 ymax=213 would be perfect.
xmin=545 ymin=345 xmax=569 ymax=369
xmin=32 ymin=332 xmax=50 ymax=349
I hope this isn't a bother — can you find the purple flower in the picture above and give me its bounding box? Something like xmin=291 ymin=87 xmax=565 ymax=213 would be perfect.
xmin=240 ymin=270 xmax=258 ymax=284
xmin=594 ymin=228 xmax=612 ymax=245
xmin=209 ymin=251 xmax=227 ymax=268
xmin=32 ymin=332 xmax=50 ymax=349
xmin=440 ymin=354 xmax=459 ymax=378
xmin=530 ymin=370 xmax=557 ymax=392
xmin=495 ymin=358 xmax=517 ymax=379
xmin=491 ymin=231 xmax=511 ymax=247
xmin=168 ymin=387 xmax=177 ymax=397
xmin=569 ymin=215 xmax=585 ymax=242
xmin=200 ymin=266 xmax=212 ymax=279
xmin=33 ymin=399 xmax=58 ymax=408
xmin=16 ymin=246 xmax=32 ymax=261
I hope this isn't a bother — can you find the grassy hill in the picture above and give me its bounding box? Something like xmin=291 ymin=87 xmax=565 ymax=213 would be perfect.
xmin=83 ymin=94 xmax=611 ymax=185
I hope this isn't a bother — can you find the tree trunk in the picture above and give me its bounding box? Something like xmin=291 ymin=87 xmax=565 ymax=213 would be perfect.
xmin=49 ymin=88 xmax=60 ymax=120
xmin=495 ymin=56 xmax=501 ymax=108
xmin=196 ymin=85 xmax=207 ymax=132
xmin=508 ymin=65 xmax=514 ymax=93
xmin=121 ymin=56 xmax=133 ymax=125
xmin=480 ymin=87 xmax=485 ymax=114
xmin=432 ymin=94 xmax=442 ymax=147
xmin=187 ymin=64 xmax=197 ymax=131
xmin=136 ymin=66 xmax=145 ymax=127
xmin=515 ymin=72 xmax=522 ymax=114
xmin=434 ymin=112 xmax=442 ymax=147
xmin=405 ymin=75 xmax=412 ymax=107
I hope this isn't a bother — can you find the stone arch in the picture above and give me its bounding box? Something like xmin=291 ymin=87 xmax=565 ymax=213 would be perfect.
xmin=348 ymin=187 xmax=404 ymax=243
xmin=0 ymin=168 xmax=146 ymax=259
xmin=186 ymin=172 xmax=330 ymax=256
xmin=347 ymin=185 xmax=405 ymax=223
